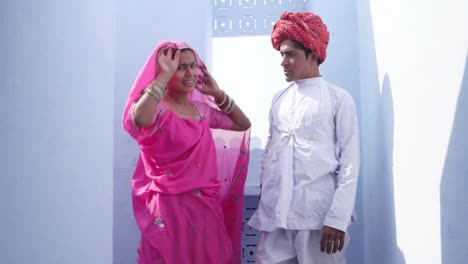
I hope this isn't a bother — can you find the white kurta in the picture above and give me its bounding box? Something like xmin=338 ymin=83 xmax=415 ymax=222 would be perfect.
xmin=248 ymin=77 xmax=360 ymax=232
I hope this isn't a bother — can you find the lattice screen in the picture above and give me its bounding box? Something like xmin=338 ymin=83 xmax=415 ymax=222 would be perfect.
xmin=213 ymin=0 xmax=309 ymax=37
xmin=241 ymin=195 xmax=261 ymax=263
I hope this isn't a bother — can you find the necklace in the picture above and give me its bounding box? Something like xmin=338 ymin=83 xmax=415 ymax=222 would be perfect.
xmin=166 ymin=94 xmax=200 ymax=120
xmin=166 ymin=94 xmax=184 ymax=115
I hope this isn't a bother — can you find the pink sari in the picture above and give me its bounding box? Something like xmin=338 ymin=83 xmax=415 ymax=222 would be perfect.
xmin=122 ymin=40 xmax=250 ymax=264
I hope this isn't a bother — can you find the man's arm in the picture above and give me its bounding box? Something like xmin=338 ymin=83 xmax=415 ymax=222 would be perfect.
xmin=321 ymin=91 xmax=360 ymax=254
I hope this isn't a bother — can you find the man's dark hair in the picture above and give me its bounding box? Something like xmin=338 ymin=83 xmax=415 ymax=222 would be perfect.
xmin=291 ymin=40 xmax=322 ymax=64
xmin=291 ymin=41 xmax=312 ymax=58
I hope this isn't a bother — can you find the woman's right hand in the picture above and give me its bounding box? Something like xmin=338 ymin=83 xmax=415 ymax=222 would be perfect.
xmin=156 ymin=46 xmax=180 ymax=78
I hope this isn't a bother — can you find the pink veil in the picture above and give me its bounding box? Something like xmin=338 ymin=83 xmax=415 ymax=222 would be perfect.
xmin=122 ymin=40 xmax=250 ymax=263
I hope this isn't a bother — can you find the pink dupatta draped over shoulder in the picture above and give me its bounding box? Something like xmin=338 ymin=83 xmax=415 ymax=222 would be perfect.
xmin=122 ymin=40 xmax=250 ymax=264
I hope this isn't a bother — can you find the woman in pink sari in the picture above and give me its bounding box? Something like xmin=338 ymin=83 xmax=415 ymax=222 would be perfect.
xmin=122 ymin=40 xmax=251 ymax=264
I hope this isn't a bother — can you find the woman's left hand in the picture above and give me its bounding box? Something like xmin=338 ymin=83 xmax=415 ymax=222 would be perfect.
xmin=197 ymin=67 xmax=223 ymax=99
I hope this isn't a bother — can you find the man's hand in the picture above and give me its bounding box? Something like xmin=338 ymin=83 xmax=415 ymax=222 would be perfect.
xmin=320 ymin=225 xmax=345 ymax=254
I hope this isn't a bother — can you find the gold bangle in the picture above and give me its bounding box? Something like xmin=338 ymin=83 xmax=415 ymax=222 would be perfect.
xmin=151 ymin=84 xmax=166 ymax=98
xmin=151 ymin=80 xmax=165 ymax=88
xmin=144 ymin=87 xmax=160 ymax=101
xmin=151 ymin=81 xmax=167 ymax=94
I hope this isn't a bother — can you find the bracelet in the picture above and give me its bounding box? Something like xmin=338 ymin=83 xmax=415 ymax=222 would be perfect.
xmin=225 ymin=100 xmax=236 ymax=114
xmin=215 ymin=90 xmax=227 ymax=106
xmin=219 ymin=95 xmax=232 ymax=112
xmin=144 ymin=86 xmax=161 ymax=101
xmin=214 ymin=90 xmax=235 ymax=114
xmin=150 ymin=80 xmax=167 ymax=98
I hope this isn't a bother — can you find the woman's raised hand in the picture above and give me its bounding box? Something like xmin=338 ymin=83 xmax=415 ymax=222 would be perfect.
xmin=198 ymin=67 xmax=222 ymax=99
xmin=156 ymin=47 xmax=180 ymax=77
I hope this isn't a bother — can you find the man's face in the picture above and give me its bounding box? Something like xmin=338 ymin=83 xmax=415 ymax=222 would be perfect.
xmin=279 ymin=39 xmax=316 ymax=82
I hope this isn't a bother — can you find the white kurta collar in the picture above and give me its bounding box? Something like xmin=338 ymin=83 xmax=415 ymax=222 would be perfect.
xmin=294 ymin=77 xmax=324 ymax=90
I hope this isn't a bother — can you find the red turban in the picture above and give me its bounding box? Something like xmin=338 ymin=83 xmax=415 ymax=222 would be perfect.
xmin=271 ymin=12 xmax=330 ymax=64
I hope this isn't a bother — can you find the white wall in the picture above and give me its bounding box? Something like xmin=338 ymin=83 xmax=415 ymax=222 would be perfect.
xmin=0 ymin=1 xmax=115 ymax=264
xmin=357 ymin=0 xmax=468 ymax=263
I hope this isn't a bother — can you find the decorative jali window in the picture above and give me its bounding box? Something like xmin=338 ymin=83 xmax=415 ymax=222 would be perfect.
xmin=213 ymin=0 xmax=309 ymax=37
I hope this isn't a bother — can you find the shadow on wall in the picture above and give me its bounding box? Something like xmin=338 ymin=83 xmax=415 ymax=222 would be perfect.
xmin=368 ymin=74 xmax=406 ymax=264
xmin=356 ymin=0 xmax=406 ymax=262
xmin=441 ymin=55 xmax=468 ymax=264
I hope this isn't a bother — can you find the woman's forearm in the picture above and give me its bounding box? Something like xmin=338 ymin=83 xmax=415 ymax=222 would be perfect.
xmin=133 ymin=76 xmax=169 ymax=128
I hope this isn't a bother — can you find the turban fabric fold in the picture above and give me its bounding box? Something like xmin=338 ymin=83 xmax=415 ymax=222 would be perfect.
xmin=271 ymin=12 xmax=330 ymax=64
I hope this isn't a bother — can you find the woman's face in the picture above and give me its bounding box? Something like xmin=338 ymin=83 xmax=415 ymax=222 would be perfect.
xmin=167 ymin=50 xmax=198 ymax=94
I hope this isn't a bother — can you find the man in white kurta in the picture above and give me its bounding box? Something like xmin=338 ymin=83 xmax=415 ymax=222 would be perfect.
xmin=248 ymin=11 xmax=360 ymax=264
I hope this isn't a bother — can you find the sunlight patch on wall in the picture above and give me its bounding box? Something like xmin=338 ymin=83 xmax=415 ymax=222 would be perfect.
xmin=212 ymin=36 xmax=288 ymax=148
